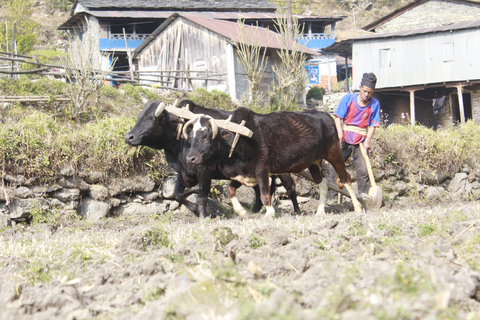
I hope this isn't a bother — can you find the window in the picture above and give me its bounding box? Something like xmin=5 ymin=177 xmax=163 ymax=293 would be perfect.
xmin=380 ymin=48 xmax=391 ymax=68
xmin=443 ymin=42 xmax=454 ymax=62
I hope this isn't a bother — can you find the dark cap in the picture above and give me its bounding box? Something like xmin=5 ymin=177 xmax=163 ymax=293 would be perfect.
xmin=360 ymin=72 xmax=377 ymax=89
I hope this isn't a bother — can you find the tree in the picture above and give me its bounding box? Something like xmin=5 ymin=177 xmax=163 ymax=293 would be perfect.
xmin=232 ymin=19 xmax=271 ymax=108
xmin=62 ymin=31 xmax=117 ymax=120
xmin=0 ymin=0 xmax=38 ymax=54
xmin=268 ymin=13 xmax=308 ymax=111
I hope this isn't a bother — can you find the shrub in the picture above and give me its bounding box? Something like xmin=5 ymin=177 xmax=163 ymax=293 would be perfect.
xmin=306 ymin=86 xmax=324 ymax=100
xmin=187 ymin=88 xmax=234 ymax=110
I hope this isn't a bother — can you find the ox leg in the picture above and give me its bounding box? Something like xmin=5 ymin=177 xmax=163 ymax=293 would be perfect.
xmin=173 ymin=179 xmax=198 ymax=215
xmin=197 ymin=169 xmax=213 ymax=219
xmin=316 ymin=179 xmax=329 ymax=216
xmin=227 ymin=180 xmax=249 ymax=218
xmin=325 ymin=143 xmax=363 ymax=213
xmin=278 ymin=174 xmax=301 ymax=214
xmin=256 ymin=170 xmax=275 ymax=218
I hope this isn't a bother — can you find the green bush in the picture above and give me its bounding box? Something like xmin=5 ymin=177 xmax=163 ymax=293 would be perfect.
xmin=306 ymin=86 xmax=324 ymax=100
xmin=374 ymin=121 xmax=480 ymax=178
xmin=0 ymin=110 xmax=164 ymax=181
xmin=0 ymin=77 xmax=66 ymax=96
xmin=187 ymin=88 xmax=234 ymax=110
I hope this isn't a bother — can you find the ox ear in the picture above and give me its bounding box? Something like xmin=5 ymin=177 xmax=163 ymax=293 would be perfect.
xmin=220 ymin=128 xmax=235 ymax=145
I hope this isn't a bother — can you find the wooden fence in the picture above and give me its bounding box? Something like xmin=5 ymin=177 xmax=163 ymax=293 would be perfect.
xmin=0 ymin=52 xmax=226 ymax=92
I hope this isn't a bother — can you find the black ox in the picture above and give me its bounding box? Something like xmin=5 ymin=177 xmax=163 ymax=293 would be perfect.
xmin=183 ymin=108 xmax=363 ymax=218
xmin=125 ymin=99 xmax=300 ymax=218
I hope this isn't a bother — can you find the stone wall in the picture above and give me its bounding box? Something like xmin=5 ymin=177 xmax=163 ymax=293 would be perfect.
xmin=1 ymin=161 xmax=480 ymax=226
xmin=376 ymin=0 xmax=480 ymax=33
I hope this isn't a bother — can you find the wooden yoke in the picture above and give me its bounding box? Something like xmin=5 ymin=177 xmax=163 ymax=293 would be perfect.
xmin=165 ymin=104 xmax=253 ymax=156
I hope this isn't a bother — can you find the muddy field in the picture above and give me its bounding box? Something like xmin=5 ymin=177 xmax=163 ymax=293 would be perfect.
xmin=1 ymin=198 xmax=480 ymax=320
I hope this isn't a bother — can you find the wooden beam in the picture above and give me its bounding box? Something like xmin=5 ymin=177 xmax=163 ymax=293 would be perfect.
xmin=456 ymin=85 xmax=465 ymax=124
xmin=409 ymin=89 xmax=416 ymax=125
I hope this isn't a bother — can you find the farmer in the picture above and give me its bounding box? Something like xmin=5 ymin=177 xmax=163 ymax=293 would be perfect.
xmin=334 ymin=72 xmax=380 ymax=195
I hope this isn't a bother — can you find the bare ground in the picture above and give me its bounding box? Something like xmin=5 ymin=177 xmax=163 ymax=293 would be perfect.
xmin=1 ymin=200 xmax=480 ymax=320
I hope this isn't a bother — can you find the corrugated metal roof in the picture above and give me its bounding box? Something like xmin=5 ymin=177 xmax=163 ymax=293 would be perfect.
xmin=355 ymin=19 xmax=480 ymax=40
xmin=73 ymin=10 xmax=344 ymax=22
xmin=134 ymin=13 xmax=319 ymax=57
xmin=75 ymin=0 xmax=278 ymax=11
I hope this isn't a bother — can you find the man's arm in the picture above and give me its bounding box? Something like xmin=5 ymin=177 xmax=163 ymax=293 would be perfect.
xmin=334 ymin=116 xmax=343 ymax=147
xmin=363 ymin=126 xmax=376 ymax=152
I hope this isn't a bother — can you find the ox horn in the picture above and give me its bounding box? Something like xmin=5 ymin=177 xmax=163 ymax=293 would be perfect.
xmin=154 ymin=102 xmax=166 ymax=117
xmin=172 ymin=99 xmax=180 ymax=108
xmin=182 ymin=118 xmax=196 ymax=140
xmin=209 ymin=118 xmax=218 ymax=139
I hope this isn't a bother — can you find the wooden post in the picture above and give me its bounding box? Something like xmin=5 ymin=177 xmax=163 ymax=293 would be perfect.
xmin=10 ymin=23 xmax=16 ymax=79
xmin=344 ymin=56 xmax=349 ymax=92
xmin=123 ymin=28 xmax=134 ymax=81
xmin=226 ymin=43 xmax=236 ymax=101
xmin=5 ymin=18 xmax=8 ymax=54
xmin=409 ymin=89 xmax=416 ymax=125
xmin=456 ymin=85 xmax=465 ymax=124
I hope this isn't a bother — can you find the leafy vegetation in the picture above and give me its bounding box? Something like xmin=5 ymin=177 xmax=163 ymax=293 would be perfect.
xmin=0 ymin=0 xmax=38 ymax=54
xmin=374 ymin=121 xmax=480 ymax=178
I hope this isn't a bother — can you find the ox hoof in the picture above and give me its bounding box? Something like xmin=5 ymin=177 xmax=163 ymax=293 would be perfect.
xmin=236 ymin=209 xmax=249 ymax=219
xmin=353 ymin=202 xmax=363 ymax=213
xmin=264 ymin=206 xmax=275 ymax=219
xmin=315 ymin=207 xmax=326 ymax=216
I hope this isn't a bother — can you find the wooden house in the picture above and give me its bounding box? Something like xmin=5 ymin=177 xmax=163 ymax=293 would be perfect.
xmin=324 ymin=0 xmax=480 ymax=128
xmin=133 ymin=13 xmax=319 ymax=101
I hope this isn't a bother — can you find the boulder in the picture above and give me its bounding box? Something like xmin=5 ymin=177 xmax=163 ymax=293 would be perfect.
xmin=420 ymin=172 xmax=449 ymax=185
xmin=160 ymin=176 xmax=177 ymax=199
xmin=58 ymin=177 xmax=89 ymax=191
xmin=89 ymin=184 xmax=109 ymax=201
xmin=78 ymin=197 xmax=110 ymax=221
xmin=113 ymin=202 xmax=168 ymax=216
xmin=108 ymin=175 xmax=156 ymax=197
xmin=52 ymin=188 xmax=81 ymax=202
xmin=9 ymin=198 xmax=49 ymax=219
xmin=448 ymin=173 xmax=468 ymax=194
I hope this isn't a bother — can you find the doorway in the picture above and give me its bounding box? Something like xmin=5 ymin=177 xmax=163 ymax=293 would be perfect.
xmin=451 ymin=93 xmax=472 ymax=123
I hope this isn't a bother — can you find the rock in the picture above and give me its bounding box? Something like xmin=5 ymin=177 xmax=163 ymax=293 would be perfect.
xmin=31 ymin=185 xmax=62 ymax=196
xmin=0 ymin=211 xmax=9 ymax=227
xmin=448 ymin=173 xmax=468 ymax=194
xmin=393 ymin=181 xmax=408 ymax=195
xmin=108 ymin=198 xmax=122 ymax=207
xmin=113 ymin=202 xmax=168 ymax=216
xmin=9 ymin=198 xmax=49 ymax=219
xmin=49 ymin=198 xmax=65 ymax=208
xmin=0 ymin=187 xmax=13 ymax=202
xmin=420 ymin=172 xmax=449 ymax=185
xmin=78 ymin=197 xmax=110 ymax=221
xmin=59 ymin=166 xmax=75 ymax=177
xmin=3 ymin=174 xmax=26 ymax=185
xmin=14 ymin=187 xmax=34 ymax=199
xmin=161 ymin=176 xmax=177 ymax=199
xmin=52 ymin=188 xmax=81 ymax=202
xmin=236 ymin=185 xmax=256 ymax=206
xmin=168 ymin=200 xmax=180 ymax=211
xmin=141 ymin=191 xmax=160 ymax=201
xmin=58 ymin=177 xmax=89 ymax=191
xmin=424 ymin=186 xmax=446 ymax=201
xmin=89 ymin=185 xmax=109 ymax=201
xmin=79 ymin=171 xmax=104 ymax=184
xmin=108 ymin=175 xmax=156 ymax=197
